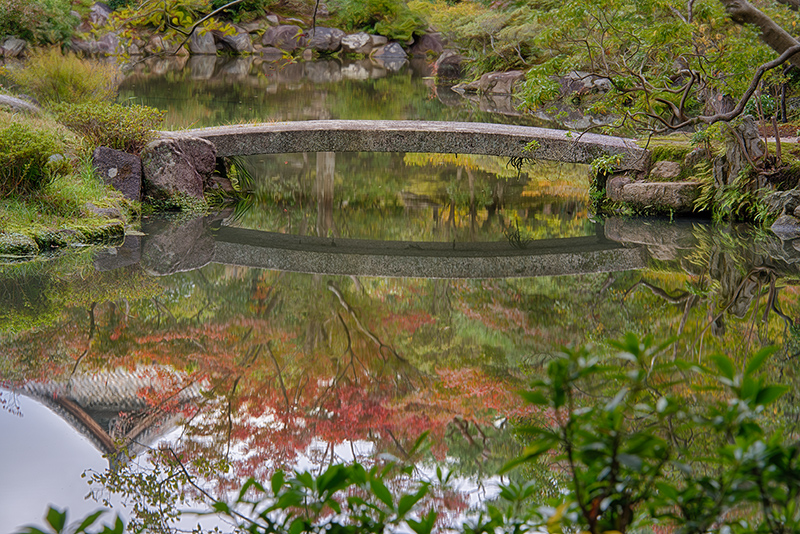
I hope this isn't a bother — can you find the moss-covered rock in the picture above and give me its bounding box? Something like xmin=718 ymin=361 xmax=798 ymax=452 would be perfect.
xmin=79 ymin=220 xmax=126 ymax=244
xmin=0 ymin=233 xmax=39 ymax=256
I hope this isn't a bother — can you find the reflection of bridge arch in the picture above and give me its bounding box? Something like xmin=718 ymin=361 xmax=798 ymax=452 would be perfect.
xmin=212 ymin=226 xmax=648 ymax=278
xmin=165 ymin=120 xmax=649 ymax=171
xmin=21 ymin=367 xmax=202 ymax=467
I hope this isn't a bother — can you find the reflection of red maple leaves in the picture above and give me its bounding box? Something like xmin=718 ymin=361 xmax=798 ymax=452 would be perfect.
xmin=3 ymin=276 xmax=534 ymax=523
xmin=381 ymin=311 xmax=436 ymax=335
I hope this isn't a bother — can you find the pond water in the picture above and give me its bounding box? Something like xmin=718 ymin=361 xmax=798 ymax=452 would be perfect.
xmin=2 ymin=58 xmax=800 ymax=532
xmin=116 ymin=56 xmax=551 ymax=128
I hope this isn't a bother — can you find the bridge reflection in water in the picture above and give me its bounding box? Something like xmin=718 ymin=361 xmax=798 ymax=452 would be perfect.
xmin=211 ymin=225 xmax=648 ymax=279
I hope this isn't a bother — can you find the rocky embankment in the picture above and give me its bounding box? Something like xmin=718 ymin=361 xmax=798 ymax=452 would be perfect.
xmin=1 ymin=2 xmax=462 ymax=79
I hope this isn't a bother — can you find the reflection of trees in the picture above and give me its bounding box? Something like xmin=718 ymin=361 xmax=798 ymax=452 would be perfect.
xmin=230 ymin=152 xmax=593 ymax=244
xmin=1 ymin=260 xmax=533 ymax=502
xmin=621 ymin=225 xmax=800 ymax=358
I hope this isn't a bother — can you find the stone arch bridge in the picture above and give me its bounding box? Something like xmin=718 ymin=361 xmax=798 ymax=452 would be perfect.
xmin=166 ymin=120 xmax=650 ymax=170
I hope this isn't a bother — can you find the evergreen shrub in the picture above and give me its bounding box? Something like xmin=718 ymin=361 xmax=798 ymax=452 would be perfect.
xmin=52 ymin=103 xmax=166 ymax=154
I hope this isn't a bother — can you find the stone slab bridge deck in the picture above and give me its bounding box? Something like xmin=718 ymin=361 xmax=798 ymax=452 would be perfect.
xmin=166 ymin=120 xmax=650 ymax=171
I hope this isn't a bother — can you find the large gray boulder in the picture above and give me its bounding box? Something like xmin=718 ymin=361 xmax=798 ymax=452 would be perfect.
xmin=70 ymin=33 xmax=121 ymax=56
xmin=410 ymin=33 xmax=444 ymax=57
xmin=558 ymin=71 xmax=613 ymax=96
xmin=771 ymin=214 xmax=800 ymax=241
xmin=89 ymin=2 xmax=113 ymax=26
xmin=763 ymin=189 xmax=800 ymax=217
xmin=606 ymin=176 xmax=701 ymax=213
xmin=262 ymin=25 xmax=306 ymax=51
xmin=650 ymin=160 xmax=682 ymax=181
xmin=371 ymin=43 xmax=408 ymax=72
xmin=307 ymin=27 xmax=345 ymax=52
xmin=1 ymin=37 xmax=27 ymax=58
xmin=459 ymin=70 xmax=525 ymax=95
xmin=141 ymin=137 xmax=216 ymax=201
xmin=372 ymin=42 xmax=406 ymax=58
xmin=144 ymin=35 xmax=167 ymax=55
xmin=341 ymin=32 xmax=373 ymax=54
xmin=190 ymin=28 xmax=217 ymax=54
xmin=433 ymin=49 xmax=462 ymax=81
xmin=215 ymin=25 xmax=254 ymax=54
xmin=92 ymin=146 xmax=143 ymax=202
xmin=0 ymin=95 xmax=39 ymax=114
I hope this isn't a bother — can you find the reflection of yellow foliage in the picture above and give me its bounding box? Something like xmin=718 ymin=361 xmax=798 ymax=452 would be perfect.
xmin=521 ymin=179 xmax=588 ymax=201
xmin=403 ymin=152 xmax=528 ymax=178
xmin=404 ymin=153 xmax=591 ymax=190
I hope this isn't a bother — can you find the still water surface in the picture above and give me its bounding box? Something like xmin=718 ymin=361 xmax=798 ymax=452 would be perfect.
xmin=2 ymin=58 xmax=800 ymax=532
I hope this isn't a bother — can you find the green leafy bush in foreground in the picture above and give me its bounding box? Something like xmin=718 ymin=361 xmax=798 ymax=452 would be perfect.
xmin=0 ymin=121 xmax=65 ymax=197
xmin=52 ymin=103 xmax=166 ymax=154
xmin=17 ymin=335 xmax=800 ymax=534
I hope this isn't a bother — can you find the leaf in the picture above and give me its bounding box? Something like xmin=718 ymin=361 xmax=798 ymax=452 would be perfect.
xmin=271 ymin=471 xmax=285 ymax=496
xmin=369 ymin=477 xmax=394 ymax=509
xmin=317 ymin=464 xmax=350 ymax=495
xmin=99 ymin=516 xmax=124 ymax=534
xmin=711 ymin=354 xmax=736 ymax=381
xmin=654 ymin=481 xmax=679 ymax=501
xmin=74 ymin=511 xmax=105 ymax=533
xmin=500 ymin=436 xmax=558 ymax=473
xmin=46 ymin=507 xmax=67 ymax=532
xmin=289 ymin=518 xmax=307 ymax=534
xmin=546 ymin=502 xmax=568 ymax=533
xmin=408 ymin=431 xmax=430 ymax=456
xmin=212 ymin=501 xmax=230 ymax=513
xmin=407 ymin=510 xmax=436 ymax=534
xmin=744 ymin=346 xmax=778 ymax=377
xmin=755 ymin=385 xmax=789 ymax=406
xmin=397 ymin=488 xmax=425 ymax=517
xmin=270 ymin=491 xmax=304 ymax=511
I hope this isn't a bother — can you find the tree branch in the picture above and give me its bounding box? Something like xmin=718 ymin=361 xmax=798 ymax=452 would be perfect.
xmin=665 ymin=43 xmax=800 ymax=128
xmin=719 ymin=0 xmax=800 ymax=69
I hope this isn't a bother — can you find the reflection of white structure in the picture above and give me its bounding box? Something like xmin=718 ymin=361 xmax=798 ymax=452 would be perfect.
xmin=20 ymin=367 xmax=202 ymax=467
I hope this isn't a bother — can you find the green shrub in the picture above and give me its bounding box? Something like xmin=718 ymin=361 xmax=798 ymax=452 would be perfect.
xmin=2 ymin=48 xmax=120 ymax=105
xmin=0 ymin=0 xmax=77 ymax=44
xmin=0 ymin=121 xmax=65 ymax=198
xmin=52 ymin=102 xmax=166 ymax=154
xmin=107 ymin=0 xmax=136 ymax=9
xmin=211 ymin=0 xmax=275 ymax=22
xmin=328 ymin=0 xmax=426 ymax=41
